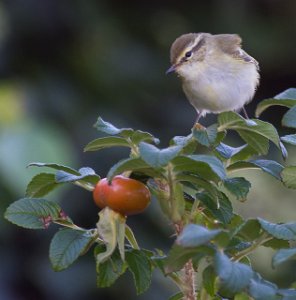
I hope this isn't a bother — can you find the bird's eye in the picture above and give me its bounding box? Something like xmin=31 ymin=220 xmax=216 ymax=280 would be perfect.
xmin=185 ymin=51 xmax=192 ymax=58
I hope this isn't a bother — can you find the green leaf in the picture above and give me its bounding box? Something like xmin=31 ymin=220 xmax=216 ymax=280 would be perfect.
xmin=4 ymin=198 xmax=62 ymax=229
xmin=130 ymin=130 xmax=159 ymax=145
xmin=203 ymin=265 xmax=218 ymax=296
xmin=218 ymin=112 xmax=281 ymax=152
xmin=49 ymin=228 xmax=94 ymax=271
xmin=216 ymin=143 xmax=249 ymax=159
xmin=237 ymin=219 xmax=262 ymax=241
xmin=96 ymin=207 xmax=126 ymax=263
xmin=227 ymin=159 xmax=284 ymax=180
xmin=126 ymin=249 xmax=152 ymax=295
xmin=281 ymin=134 xmax=296 ymax=146
xmin=234 ymin=292 xmax=251 ymax=300
xmin=139 ymin=142 xmax=182 ymax=168
xmin=198 ymin=192 xmax=233 ymax=224
xmin=94 ymin=116 xmax=133 ymax=136
xmin=95 ymin=246 xmax=127 ymax=288
xmin=168 ymin=292 xmax=184 ymax=300
xmin=215 ymin=251 xmax=253 ymax=294
xmin=173 ymin=155 xmax=226 ymax=182
xmin=177 ymin=174 xmax=220 ymax=199
xmin=28 ymin=162 xmax=79 ymax=175
xmin=282 ymin=106 xmax=296 ymax=129
xmin=165 ymin=244 xmax=214 ymax=273
xmin=236 ymin=130 xmax=269 ymax=155
xmin=230 ymin=145 xmax=258 ymax=163
xmin=223 ymin=177 xmax=251 ymax=201
xmin=56 ymin=167 xmax=100 ymax=185
xmin=278 ymin=288 xmax=296 ymax=299
xmin=107 ymin=157 xmax=157 ymax=181
xmin=84 ymin=136 xmax=130 ymax=152
xmin=263 ymin=238 xmax=289 ymax=250
xmin=258 ymin=218 xmax=296 ymax=240
xmin=26 ymin=173 xmax=60 ymax=197
xmin=177 ymin=224 xmax=221 ymax=247
xmin=255 ymin=88 xmax=296 ymax=117
xmin=192 ymin=124 xmax=218 ymax=147
xmin=272 ymin=248 xmax=296 ymax=267
xmin=248 ymin=274 xmax=278 ymax=300
xmin=282 ymin=166 xmax=296 ymax=189
xmin=93 ymin=117 xmax=159 ymax=144
xmin=125 ymin=225 xmax=139 ymax=250
xmin=147 ymin=179 xmax=171 ymax=217
xmin=274 ymin=88 xmax=296 ymax=100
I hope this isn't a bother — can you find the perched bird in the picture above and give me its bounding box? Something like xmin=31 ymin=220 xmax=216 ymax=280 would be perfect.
xmin=166 ymin=33 xmax=260 ymax=122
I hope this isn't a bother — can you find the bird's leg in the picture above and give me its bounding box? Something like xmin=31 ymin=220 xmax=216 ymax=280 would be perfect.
xmin=194 ymin=110 xmax=205 ymax=130
xmin=242 ymin=106 xmax=249 ymax=119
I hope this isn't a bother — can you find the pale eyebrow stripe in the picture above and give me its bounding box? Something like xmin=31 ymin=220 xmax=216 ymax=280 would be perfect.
xmin=191 ymin=37 xmax=205 ymax=53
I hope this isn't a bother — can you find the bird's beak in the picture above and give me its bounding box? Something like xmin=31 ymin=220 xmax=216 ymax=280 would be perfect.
xmin=166 ymin=64 xmax=177 ymax=75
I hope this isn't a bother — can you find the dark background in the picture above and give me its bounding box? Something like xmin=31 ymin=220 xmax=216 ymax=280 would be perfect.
xmin=1 ymin=1 xmax=296 ymax=299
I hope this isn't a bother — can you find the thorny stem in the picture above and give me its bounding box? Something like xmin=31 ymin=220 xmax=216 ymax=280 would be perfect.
xmin=174 ymin=223 xmax=197 ymax=300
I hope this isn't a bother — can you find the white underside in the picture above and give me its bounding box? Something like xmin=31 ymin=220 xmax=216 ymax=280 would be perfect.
xmin=180 ymin=58 xmax=259 ymax=117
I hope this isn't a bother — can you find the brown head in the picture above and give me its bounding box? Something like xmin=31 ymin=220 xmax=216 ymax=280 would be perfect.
xmin=166 ymin=33 xmax=209 ymax=74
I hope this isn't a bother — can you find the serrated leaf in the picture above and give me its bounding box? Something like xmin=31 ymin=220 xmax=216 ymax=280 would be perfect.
xmin=274 ymin=88 xmax=296 ymax=100
xmin=95 ymin=246 xmax=127 ymax=288
xmin=237 ymin=130 xmax=269 ymax=155
xmin=218 ymin=112 xmax=281 ymax=153
xmin=224 ymin=177 xmax=251 ymax=201
xmin=198 ymin=192 xmax=233 ymax=224
xmin=28 ymin=162 xmax=79 ymax=175
xmin=4 ymin=198 xmax=62 ymax=229
xmin=107 ymin=157 xmax=157 ymax=181
xmin=130 ymin=130 xmax=159 ymax=145
xmin=177 ymin=174 xmax=220 ymax=199
xmin=55 ymin=167 xmax=100 ymax=186
xmin=84 ymin=136 xmax=130 ymax=152
xmin=126 ymin=249 xmax=152 ymax=295
xmin=192 ymin=124 xmax=218 ymax=147
xmin=278 ymin=288 xmax=296 ymax=299
xmin=255 ymin=88 xmax=296 ymax=117
xmin=282 ymin=166 xmax=296 ymax=189
xmin=139 ymin=142 xmax=182 ymax=168
xmin=177 ymin=224 xmax=221 ymax=248
xmin=281 ymin=134 xmax=296 ymax=146
xmin=168 ymin=292 xmax=183 ymax=300
xmin=237 ymin=219 xmax=262 ymax=241
xmin=96 ymin=207 xmax=126 ymax=263
xmin=50 ymin=228 xmax=94 ymax=271
xmin=165 ymin=244 xmax=214 ymax=273
xmin=227 ymin=159 xmax=284 ymax=180
xmin=215 ymin=143 xmax=248 ymax=159
xmin=282 ymin=106 xmax=296 ymax=129
xmin=94 ymin=117 xmax=133 ymax=136
xmin=215 ymin=251 xmax=253 ymax=294
xmin=258 ymin=218 xmax=296 ymax=240
xmin=263 ymin=238 xmax=289 ymax=249
xmin=203 ymin=265 xmax=218 ymax=296
xmin=173 ymin=155 xmax=226 ymax=182
xmin=248 ymin=276 xmax=278 ymax=300
xmin=26 ymin=173 xmax=60 ymax=197
xmin=272 ymin=248 xmax=296 ymax=267
xmin=234 ymin=292 xmax=251 ymax=300
xmin=171 ymin=134 xmax=193 ymax=147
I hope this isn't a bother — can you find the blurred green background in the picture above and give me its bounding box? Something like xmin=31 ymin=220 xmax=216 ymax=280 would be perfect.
xmin=1 ymin=1 xmax=296 ymax=299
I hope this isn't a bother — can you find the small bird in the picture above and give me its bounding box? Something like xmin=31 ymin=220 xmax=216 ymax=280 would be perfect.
xmin=166 ymin=33 xmax=260 ymax=122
